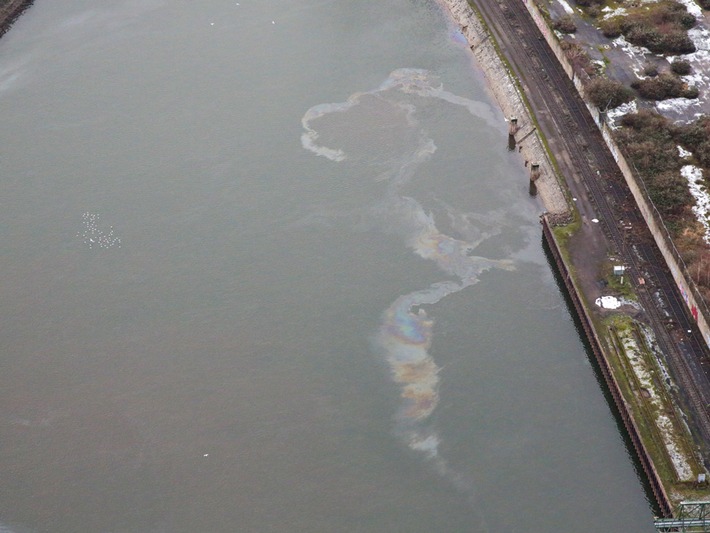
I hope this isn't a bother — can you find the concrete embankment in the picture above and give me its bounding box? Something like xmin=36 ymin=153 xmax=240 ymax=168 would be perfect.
xmin=436 ymin=0 xmax=678 ymax=518
xmin=436 ymin=0 xmax=569 ymax=218
xmin=0 ymin=0 xmax=33 ymax=37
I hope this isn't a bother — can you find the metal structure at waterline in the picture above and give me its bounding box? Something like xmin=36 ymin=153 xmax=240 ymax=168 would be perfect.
xmin=655 ymin=501 xmax=710 ymax=532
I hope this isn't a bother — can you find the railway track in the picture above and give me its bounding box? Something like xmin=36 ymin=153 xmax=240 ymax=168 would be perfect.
xmin=470 ymin=0 xmax=710 ymax=458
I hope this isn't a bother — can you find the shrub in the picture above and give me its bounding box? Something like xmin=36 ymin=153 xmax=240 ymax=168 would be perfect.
xmin=632 ymin=72 xmax=698 ymax=100
xmin=560 ymin=40 xmax=596 ymax=77
xmin=648 ymin=170 xmax=694 ymax=216
xmin=670 ymin=59 xmax=692 ymax=75
xmin=553 ymin=14 xmax=577 ymax=34
xmin=617 ymin=110 xmax=680 ymax=176
xmin=644 ymin=63 xmax=659 ymax=77
xmin=683 ymin=85 xmax=700 ymax=99
xmin=681 ymin=12 xmax=698 ymax=28
xmin=575 ymin=0 xmax=603 ymax=17
xmin=625 ymin=22 xmax=663 ymax=51
xmin=693 ymin=139 xmax=710 ymax=168
xmin=662 ymin=30 xmax=696 ymax=54
xmin=677 ymin=117 xmax=710 ymax=152
xmin=586 ymin=77 xmax=634 ymax=109
xmin=625 ymin=138 xmax=680 ymax=175
xmin=600 ymin=17 xmax=622 ymax=38
xmin=615 ymin=112 xmax=710 ymax=289
xmin=616 ymin=111 xmax=710 ymax=176
xmin=607 ymin=2 xmax=696 ymax=55
xmin=620 ymin=109 xmax=670 ymax=131
xmin=586 ymin=5 xmax=601 ymax=18
xmin=574 ymin=0 xmax=603 ymax=6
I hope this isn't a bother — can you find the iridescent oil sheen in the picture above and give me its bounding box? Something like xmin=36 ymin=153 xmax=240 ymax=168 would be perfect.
xmin=303 ymin=69 xmax=513 ymax=465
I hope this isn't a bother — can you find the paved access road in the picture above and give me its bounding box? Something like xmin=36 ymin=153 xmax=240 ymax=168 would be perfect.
xmin=470 ymin=0 xmax=710 ymax=460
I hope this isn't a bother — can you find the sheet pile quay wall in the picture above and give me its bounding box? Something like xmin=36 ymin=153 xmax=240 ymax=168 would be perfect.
xmin=542 ymin=215 xmax=673 ymax=517
xmin=521 ymin=0 xmax=710 ymax=350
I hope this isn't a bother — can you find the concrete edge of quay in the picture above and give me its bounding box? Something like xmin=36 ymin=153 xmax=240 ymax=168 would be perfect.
xmin=0 ymin=0 xmax=34 ymax=37
xmin=542 ymin=214 xmax=674 ymax=518
xmin=436 ymin=0 xmax=692 ymax=520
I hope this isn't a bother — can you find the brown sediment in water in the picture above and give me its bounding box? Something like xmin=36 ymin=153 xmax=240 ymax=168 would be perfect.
xmin=0 ymin=0 xmax=34 ymax=39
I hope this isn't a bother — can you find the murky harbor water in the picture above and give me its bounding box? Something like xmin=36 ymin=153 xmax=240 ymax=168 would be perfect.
xmin=0 ymin=1 xmax=656 ymax=531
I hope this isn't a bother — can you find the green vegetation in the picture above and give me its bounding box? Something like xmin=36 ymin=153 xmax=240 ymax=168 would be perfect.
xmin=551 ymin=213 xmax=582 ymax=264
xmin=644 ymin=63 xmax=660 ymax=77
xmin=602 ymin=260 xmax=636 ymax=299
xmin=671 ymin=58 xmax=692 ymax=76
xmin=553 ymin=208 xmax=581 ymax=240
xmin=551 ymin=218 xmax=705 ymax=506
xmin=586 ymin=77 xmax=634 ymax=109
xmin=560 ymin=40 xmax=596 ymax=77
xmin=598 ymin=0 xmax=696 ymax=55
xmin=615 ymin=110 xmax=710 ymax=302
xmin=606 ymin=316 xmax=706 ymax=495
xmin=631 ymin=72 xmax=699 ymax=100
xmin=553 ymin=14 xmax=577 ymax=34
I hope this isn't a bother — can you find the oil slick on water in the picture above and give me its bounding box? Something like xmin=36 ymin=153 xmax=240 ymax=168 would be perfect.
xmin=301 ymin=68 xmax=513 ymax=485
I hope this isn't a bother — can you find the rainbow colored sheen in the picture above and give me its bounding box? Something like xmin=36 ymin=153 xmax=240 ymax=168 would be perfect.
xmin=301 ymin=68 xmax=514 ymax=464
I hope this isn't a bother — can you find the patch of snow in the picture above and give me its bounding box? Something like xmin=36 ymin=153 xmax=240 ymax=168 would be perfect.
xmin=676 ymin=0 xmax=703 ymax=19
xmin=618 ymin=330 xmax=695 ymax=481
xmin=601 ymin=6 xmax=627 ymax=20
xmin=606 ymin=100 xmax=637 ymax=129
xmin=656 ymin=96 xmax=703 ymax=119
xmin=681 ymin=165 xmax=710 ymax=243
xmin=596 ymin=295 xmax=621 ymax=309
xmin=557 ymin=0 xmax=574 ymax=15
xmin=661 ymin=27 xmax=710 ymax=120
xmin=619 ymin=297 xmax=641 ymax=310
xmin=611 ymin=36 xmax=651 ymax=77
xmin=658 ymin=415 xmax=694 ymax=480
xmin=678 ymin=145 xmax=692 ymax=158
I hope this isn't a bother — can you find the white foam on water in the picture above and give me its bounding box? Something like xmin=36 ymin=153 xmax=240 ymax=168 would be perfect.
xmin=77 ymin=212 xmax=122 ymax=249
